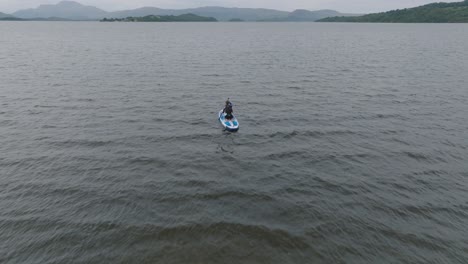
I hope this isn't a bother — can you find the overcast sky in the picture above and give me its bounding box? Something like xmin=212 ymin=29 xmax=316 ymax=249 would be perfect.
xmin=0 ymin=0 xmax=461 ymax=14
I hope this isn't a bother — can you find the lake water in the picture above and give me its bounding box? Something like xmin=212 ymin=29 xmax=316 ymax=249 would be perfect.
xmin=1 ymin=22 xmax=467 ymax=264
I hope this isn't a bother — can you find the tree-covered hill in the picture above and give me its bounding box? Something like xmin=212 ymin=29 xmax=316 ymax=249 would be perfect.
xmin=318 ymin=0 xmax=468 ymax=23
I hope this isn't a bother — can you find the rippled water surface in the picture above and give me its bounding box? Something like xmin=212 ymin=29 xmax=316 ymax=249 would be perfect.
xmin=1 ymin=22 xmax=468 ymax=263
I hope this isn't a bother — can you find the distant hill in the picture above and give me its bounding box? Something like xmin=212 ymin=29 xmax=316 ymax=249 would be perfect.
xmin=0 ymin=17 xmax=24 ymax=21
xmin=109 ymin=6 xmax=289 ymax=21
xmin=0 ymin=12 xmax=13 ymax=18
xmin=109 ymin=7 xmax=355 ymax=21
xmin=185 ymin=7 xmax=289 ymax=21
xmin=31 ymin=17 xmax=72 ymax=21
xmin=13 ymin=0 xmax=107 ymax=20
xmin=101 ymin=14 xmax=217 ymax=22
xmin=261 ymin=9 xmax=357 ymax=21
xmin=318 ymin=0 xmax=468 ymax=23
xmin=288 ymin=9 xmax=342 ymax=21
xmin=0 ymin=16 xmax=70 ymax=21
xmin=0 ymin=12 xmax=24 ymax=20
xmin=10 ymin=1 xmax=348 ymax=21
xmin=107 ymin=7 xmax=164 ymax=19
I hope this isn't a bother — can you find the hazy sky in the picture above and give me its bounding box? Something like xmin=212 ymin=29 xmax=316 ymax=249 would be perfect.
xmin=0 ymin=0 xmax=461 ymax=14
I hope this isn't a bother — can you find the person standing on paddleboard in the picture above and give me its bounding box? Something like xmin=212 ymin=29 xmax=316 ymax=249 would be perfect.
xmin=223 ymin=98 xmax=234 ymax=120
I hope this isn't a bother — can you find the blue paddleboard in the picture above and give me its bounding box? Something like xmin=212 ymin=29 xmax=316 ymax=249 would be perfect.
xmin=219 ymin=110 xmax=239 ymax=132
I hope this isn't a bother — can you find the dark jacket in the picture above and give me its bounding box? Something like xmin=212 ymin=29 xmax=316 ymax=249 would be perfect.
xmin=224 ymin=104 xmax=233 ymax=114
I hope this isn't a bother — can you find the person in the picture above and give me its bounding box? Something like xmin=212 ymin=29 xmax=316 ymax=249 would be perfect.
xmin=223 ymin=99 xmax=234 ymax=120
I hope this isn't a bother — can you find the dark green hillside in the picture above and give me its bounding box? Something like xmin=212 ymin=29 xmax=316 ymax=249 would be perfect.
xmin=318 ymin=0 xmax=468 ymax=23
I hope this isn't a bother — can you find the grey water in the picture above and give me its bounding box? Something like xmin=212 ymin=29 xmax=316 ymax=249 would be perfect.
xmin=1 ymin=22 xmax=467 ymax=264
